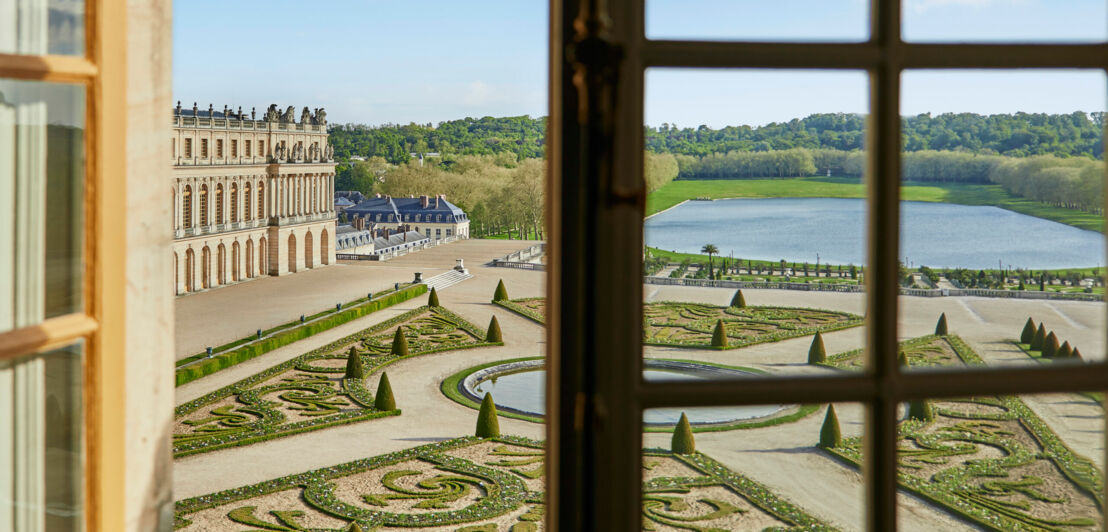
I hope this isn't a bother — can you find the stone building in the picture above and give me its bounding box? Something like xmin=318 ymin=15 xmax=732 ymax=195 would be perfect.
xmin=344 ymin=193 xmax=470 ymax=242
xmin=171 ymin=102 xmax=337 ymax=295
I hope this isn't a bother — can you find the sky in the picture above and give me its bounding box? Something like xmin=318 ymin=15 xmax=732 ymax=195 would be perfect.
xmin=174 ymin=0 xmax=1108 ymax=128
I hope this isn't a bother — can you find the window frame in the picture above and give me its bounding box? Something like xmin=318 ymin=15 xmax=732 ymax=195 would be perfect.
xmin=545 ymin=0 xmax=1108 ymax=530
xmin=0 ymin=1 xmax=128 ymax=530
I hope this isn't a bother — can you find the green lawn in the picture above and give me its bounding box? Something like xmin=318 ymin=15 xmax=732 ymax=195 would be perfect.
xmin=646 ymin=177 xmax=1105 ymax=232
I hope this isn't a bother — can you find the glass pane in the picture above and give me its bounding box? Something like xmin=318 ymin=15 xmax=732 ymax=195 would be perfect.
xmin=903 ymin=0 xmax=1107 ymax=43
xmin=0 ymin=342 xmax=84 ymax=532
xmin=0 ymin=79 xmax=86 ymax=333
xmin=0 ymin=0 xmax=85 ymax=56
xmin=895 ymin=393 xmax=1103 ymax=530
xmin=646 ymin=0 xmax=868 ymax=42
xmin=898 ymin=70 xmax=1106 ymax=372
xmin=643 ymin=403 xmax=866 ymax=530
xmin=644 ymin=69 xmax=868 ymax=379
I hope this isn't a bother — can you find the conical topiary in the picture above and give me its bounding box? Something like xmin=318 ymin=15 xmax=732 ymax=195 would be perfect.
xmin=1042 ymin=332 xmax=1059 ymax=358
xmin=807 ymin=332 xmax=827 ymax=364
xmin=1031 ymin=323 xmax=1046 ymax=350
xmin=818 ymin=405 xmax=841 ymax=448
xmin=710 ymin=319 xmax=728 ymax=348
xmin=908 ymin=399 xmax=934 ymax=422
xmin=476 ymin=393 xmax=500 ymax=438
xmin=1020 ymin=317 xmax=1036 ymax=344
xmin=1057 ymin=341 xmax=1073 ymax=360
xmin=486 ymin=315 xmax=503 ymax=342
xmin=671 ymin=412 xmax=695 ymax=454
xmin=344 ymin=346 xmax=364 ymax=379
xmin=730 ymin=289 xmax=747 ymax=308
xmin=898 ymin=351 xmax=909 ymax=368
xmin=492 ymin=279 xmax=509 ymax=302
xmin=1073 ymin=346 xmax=1083 ymax=360
xmin=935 ymin=313 xmax=948 ymax=336
xmin=344 ymin=523 xmax=364 ymax=532
xmin=374 ymin=372 xmax=396 ymax=411
xmin=427 ymin=286 xmax=440 ymax=307
xmin=390 ymin=326 xmax=410 ymax=356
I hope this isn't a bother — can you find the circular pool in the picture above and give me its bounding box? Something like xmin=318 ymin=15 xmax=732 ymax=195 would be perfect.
xmin=460 ymin=359 xmax=787 ymax=425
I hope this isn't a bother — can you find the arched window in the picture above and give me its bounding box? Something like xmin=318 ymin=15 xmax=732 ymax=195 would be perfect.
xmin=182 ymin=185 xmax=193 ymax=229
xmin=257 ymin=182 xmax=265 ymax=219
xmin=244 ymin=182 xmax=252 ymax=220
xmin=215 ymin=184 xmax=225 ymax=224
xmin=415 ymin=214 xmax=421 ymax=222
xmin=199 ymin=185 xmax=209 ymax=226
xmin=230 ymin=183 xmax=239 ymax=223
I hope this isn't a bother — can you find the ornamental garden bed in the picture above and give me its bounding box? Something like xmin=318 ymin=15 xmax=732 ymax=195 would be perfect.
xmin=173 ymin=305 xmax=501 ymax=457
xmin=821 ymin=335 xmax=1104 ymax=530
xmin=495 ymin=297 xmax=862 ymax=350
xmin=174 ymin=435 xmax=839 ymax=531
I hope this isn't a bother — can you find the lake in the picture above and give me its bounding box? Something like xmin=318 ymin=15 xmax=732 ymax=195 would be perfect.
xmin=645 ymin=198 xmax=1105 ymax=270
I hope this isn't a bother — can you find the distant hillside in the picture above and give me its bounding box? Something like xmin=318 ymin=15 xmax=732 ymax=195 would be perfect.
xmin=328 ymin=112 xmax=1105 ymax=164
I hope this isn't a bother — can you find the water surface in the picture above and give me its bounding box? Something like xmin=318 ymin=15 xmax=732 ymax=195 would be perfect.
xmin=474 ymin=368 xmax=784 ymax=424
xmin=645 ymin=197 xmax=1104 ymax=269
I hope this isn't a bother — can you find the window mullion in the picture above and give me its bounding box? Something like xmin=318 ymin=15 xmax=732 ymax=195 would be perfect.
xmin=866 ymin=0 xmax=902 ymax=530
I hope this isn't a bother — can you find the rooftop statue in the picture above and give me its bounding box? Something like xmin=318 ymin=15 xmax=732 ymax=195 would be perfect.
xmin=265 ymin=104 xmax=279 ymax=122
xmin=283 ymin=106 xmax=296 ymax=123
xmin=301 ymin=106 xmax=311 ymax=124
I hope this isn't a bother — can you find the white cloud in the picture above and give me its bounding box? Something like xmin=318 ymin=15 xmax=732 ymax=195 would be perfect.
xmin=462 ymin=81 xmax=492 ymax=106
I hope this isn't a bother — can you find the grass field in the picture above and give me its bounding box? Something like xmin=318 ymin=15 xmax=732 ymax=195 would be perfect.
xmin=645 ymin=176 xmax=1105 ymax=232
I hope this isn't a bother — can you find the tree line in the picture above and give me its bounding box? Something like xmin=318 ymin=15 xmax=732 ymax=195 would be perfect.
xmin=674 ymin=148 xmax=1105 ymax=214
xmin=337 ymin=152 xmax=680 ymax=238
xmin=329 ymin=112 xmax=1105 ymax=166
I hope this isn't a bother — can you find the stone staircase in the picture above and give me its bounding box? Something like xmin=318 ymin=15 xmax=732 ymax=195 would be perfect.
xmin=422 ymin=270 xmax=472 ymax=291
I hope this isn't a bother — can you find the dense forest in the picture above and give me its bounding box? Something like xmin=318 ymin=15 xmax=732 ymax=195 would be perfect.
xmin=329 ymin=112 xmax=1105 ymax=164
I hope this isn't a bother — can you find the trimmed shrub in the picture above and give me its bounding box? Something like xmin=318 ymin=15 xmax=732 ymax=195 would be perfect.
xmin=344 ymin=346 xmax=364 ymax=379
xmin=390 ymin=327 xmax=410 ymax=356
xmin=345 ymin=523 xmax=364 ymax=532
xmin=1073 ymin=346 xmax=1084 ymax=360
xmin=476 ymin=393 xmax=501 ymax=438
xmin=486 ymin=315 xmax=503 ymax=343
xmin=730 ymin=289 xmax=747 ymax=308
xmin=1057 ymin=341 xmax=1073 ymax=360
xmin=934 ymin=313 xmax=948 ymax=336
xmin=898 ymin=351 xmax=909 ymax=368
xmin=1020 ymin=317 xmax=1036 ymax=344
xmin=710 ymin=320 xmax=728 ymax=348
xmin=671 ymin=412 xmax=696 ymax=454
xmin=818 ymin=405 xmax=841 ymax=449
xmin=493 ymin=279 xmax=509 ymax=302
xmin=427 ymin=287 xmax=440 ymax=307
xmin=807 ymin=332 xmax=827 ymax=364
xmin=1030 ymin=323 xmax=1046 ymax=350
xmin=908 ymin=399 xmax=934 ymax=422
xmin=1042 ymin=332 xmax=1059 ymax=358
xmin=374 ymin=372 xmax=396 ymax=411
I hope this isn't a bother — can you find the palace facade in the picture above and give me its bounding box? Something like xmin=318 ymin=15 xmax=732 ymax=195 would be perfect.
xmin=171 ymin=102 xmax=337 ymax=295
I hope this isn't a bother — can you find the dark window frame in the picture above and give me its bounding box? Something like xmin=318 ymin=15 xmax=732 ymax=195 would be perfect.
xmin=545 ymin=0 xmax=1108 ymax=530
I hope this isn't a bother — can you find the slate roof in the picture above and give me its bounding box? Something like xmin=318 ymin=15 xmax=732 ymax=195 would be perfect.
xmin=345 ymin=195 xmax=468 ymax=224
xmin=334 ymin=197 xmax=356 ymax=207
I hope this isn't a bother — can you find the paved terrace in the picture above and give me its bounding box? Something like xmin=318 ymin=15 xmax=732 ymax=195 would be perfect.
xmin=174 ymin=239 xmax=1105 ymax=531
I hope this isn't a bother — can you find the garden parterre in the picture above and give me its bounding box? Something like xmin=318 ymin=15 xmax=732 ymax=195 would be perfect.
xmin=822 ymin=335 xmax=1104 ymax=530
xmin=495 ymin=297 xmax=862 ymax=350
xmin=174 ymin=306 xmax=501 ymax=457
xmin=175 ymin=435 xmax=840 ymax=531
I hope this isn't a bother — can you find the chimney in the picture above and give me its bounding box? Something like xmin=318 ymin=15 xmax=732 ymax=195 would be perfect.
xmin=434 ymin=196 xmax=439 ymax=208
xmin=420 ymin=195 xmax=429 ymax=208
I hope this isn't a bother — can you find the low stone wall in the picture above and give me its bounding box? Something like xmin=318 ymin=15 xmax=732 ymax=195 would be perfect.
xmin=489 ymin=243 xmax=546 ymax=270
xmin=644 ymin=276 xmax=1103 ymax=302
